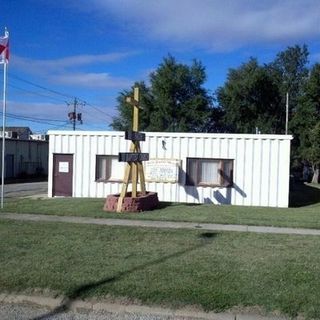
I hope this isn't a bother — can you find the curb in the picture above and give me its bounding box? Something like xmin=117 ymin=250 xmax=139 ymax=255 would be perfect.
xmin=0 ymin=294 xmax=288 ymax=320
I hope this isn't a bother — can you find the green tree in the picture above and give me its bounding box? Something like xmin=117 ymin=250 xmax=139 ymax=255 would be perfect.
xmin=266 ymin=45 xmax=309 ymax=133
xmin=111 ymin=56 xmax=213 ymax=132
xmin=149 ymin=56 xmax=212 ymax=132
xmin=216 ymin=58 xmax=281 ymax=133
xmin=309 ymin=123 xmax=320 ymax=183
xmin=291 ymin=63 xmax=320 ymax=183
xmin=111 ymin=81 xmax=154 ymax=131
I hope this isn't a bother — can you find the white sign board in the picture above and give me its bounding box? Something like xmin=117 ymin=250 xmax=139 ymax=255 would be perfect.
xmin=145 ymin=159 xmax=180 ymax=183
xmin=59 ymin=161 xmax=69 ymax=173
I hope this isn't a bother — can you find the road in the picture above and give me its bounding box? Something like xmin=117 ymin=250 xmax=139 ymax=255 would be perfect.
xmin=3 ymin=181 xmax=47 ymax=198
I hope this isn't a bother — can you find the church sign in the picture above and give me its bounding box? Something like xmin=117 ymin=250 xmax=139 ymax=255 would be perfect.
xmin=145 ymin=159 xmax=180 ymax=183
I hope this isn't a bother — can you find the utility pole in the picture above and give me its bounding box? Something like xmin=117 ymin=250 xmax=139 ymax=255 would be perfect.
xmin=67 ymin=98 xmax=84 ymax=130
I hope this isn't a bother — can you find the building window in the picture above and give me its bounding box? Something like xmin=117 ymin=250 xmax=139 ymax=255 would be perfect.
xmin=186 ymin=158 xmax=233 ymax=187
xmin=96 ymin=155 xmax=123 ymax=181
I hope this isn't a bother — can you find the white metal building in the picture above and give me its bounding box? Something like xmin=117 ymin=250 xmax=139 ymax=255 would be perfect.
xmin=48 ymin=131 xmax=292 ymax=207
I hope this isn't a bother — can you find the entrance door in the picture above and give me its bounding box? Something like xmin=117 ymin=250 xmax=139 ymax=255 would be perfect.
xmin=5 ymin=154 xmax=14 ymax=178
xmin=53 ymin=154 xmax=73 ymax=196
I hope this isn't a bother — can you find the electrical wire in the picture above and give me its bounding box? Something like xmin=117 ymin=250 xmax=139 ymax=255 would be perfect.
xmin=82 ymin=101 xmax=114 ymax=123
xmin=49 ymin=122 xmax=72 ymax=130
xmin=0 ymin=112 xmax=68 ymax=126
xmin=9 ymin=73 xmax=74 ymax=100
xmin=6 ymin=83 xmax=67 ymax=103
xmin=7 ymin=74 xmax=115 ymax=126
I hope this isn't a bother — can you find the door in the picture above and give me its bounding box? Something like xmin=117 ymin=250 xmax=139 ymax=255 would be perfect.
xmin=53 ymin=154 xmax=73 ymax=196
xmin=5 ymin=154 xmax=14 ymax=178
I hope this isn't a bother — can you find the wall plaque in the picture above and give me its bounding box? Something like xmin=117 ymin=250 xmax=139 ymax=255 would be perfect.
xmin=145 ymin=159 xmax=180 ymax=183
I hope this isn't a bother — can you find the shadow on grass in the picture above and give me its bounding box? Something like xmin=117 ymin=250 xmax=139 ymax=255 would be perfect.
xmin=155 ymin=202 xmax=202 ymax=210
xmin=31 ymin=232 xmax=217 ymax=320
xmin=289 ymin=182 xmax=320 ymax=207
xmin=156 ymin=202 xmax=177 ymax=209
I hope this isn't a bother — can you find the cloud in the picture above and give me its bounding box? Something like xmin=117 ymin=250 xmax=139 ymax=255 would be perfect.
xmin=8 ymin=100 xmax=70 ymax=120
xmin=50 ymin=72 xmax=133 ymax=89
xmin=13 ymin=52 xmax=137 ymax=72
xmin=12 ymin=52 xmax=135 ymax=90
xmin=86 ymin=0 xmax=320 ymax=51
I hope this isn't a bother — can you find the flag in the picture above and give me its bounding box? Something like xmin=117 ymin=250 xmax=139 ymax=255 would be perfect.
xmin=0 ymin=30 xmax=9 ymax=64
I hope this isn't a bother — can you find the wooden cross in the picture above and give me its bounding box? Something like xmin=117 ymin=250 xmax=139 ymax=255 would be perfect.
xmin=116 ymin=86 xmax=147 ymax=212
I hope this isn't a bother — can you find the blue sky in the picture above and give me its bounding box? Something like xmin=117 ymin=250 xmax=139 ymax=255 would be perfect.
xmin=0 ymin=0 xmax=319 ymax=133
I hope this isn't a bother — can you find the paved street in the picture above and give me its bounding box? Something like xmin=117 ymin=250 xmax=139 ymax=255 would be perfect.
xmin=3 ymin=181 xmax=47 ymax=198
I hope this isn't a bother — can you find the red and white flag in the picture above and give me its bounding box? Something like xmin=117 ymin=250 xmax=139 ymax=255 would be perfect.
xmin=0 ymin=30 xmax=9 ymax=64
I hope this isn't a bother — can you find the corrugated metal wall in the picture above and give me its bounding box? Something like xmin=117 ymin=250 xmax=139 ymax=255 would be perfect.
xmin=48 ymin=131 xmax=292 ymax=207
xmin=0 ymin=139 xmax=48 ymax=178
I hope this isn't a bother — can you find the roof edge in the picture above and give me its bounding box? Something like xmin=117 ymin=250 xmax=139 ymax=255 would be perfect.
xmin=47 ymin=130 xmax=293 ymax=140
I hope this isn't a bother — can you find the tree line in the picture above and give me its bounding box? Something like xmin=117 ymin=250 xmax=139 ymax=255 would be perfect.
xmin=111 ymin=46 xmax=320 ymax=183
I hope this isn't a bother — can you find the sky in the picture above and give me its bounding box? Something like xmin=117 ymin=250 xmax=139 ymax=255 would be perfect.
xmin=0 ymin=0 xmax=319 ymax=134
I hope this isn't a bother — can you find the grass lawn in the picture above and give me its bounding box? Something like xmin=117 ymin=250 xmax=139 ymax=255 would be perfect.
xmin=1 ymin=182 xmax=320 ymax=229
xmin=1 ymin=219 xmax=320 ymax=319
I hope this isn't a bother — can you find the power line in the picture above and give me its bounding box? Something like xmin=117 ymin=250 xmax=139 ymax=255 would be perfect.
xmin=48 ymin=122 xmax=72 ymax=131
xmin=83 ymin=101 xmax=114 ymax=123
xmin=9 ymin=73 xmax=74 ymax=99
xmin=2 ymin=110 xmax=66 ymax=122
xmin=0 ymin=111 xmax=67 ymax=126
xmin=8 ymin=73 xmax=115 ymax=125
xmin=6 ymin=83 xmax=67 ymax=103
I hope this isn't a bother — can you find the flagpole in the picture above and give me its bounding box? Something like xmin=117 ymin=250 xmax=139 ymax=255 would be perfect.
xmin=1 ymin=59 xmax=7 ymax=209
xmin=285 ymin=92 xmax=289 ymax=135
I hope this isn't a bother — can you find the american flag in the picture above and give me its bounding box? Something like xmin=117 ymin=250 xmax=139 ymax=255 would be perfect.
xmin=0 ymin=30 xmax=9 ymax=64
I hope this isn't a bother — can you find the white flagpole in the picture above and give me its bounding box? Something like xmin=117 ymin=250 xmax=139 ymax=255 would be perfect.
xmin=285 ymin=92 xmax=289 ymax=135
xmin=1 ymin=29 xmax=8 ymax=209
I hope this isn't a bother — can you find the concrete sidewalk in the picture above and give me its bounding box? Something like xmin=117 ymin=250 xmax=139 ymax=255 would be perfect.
xmin=1 ymin=212 xmax=320 ymax=236
xmin=0 ymin=293 xmax=288 ymax=320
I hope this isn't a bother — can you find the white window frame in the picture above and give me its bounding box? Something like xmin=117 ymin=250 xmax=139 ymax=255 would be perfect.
xmin=186 ymin=158 xmax=233 ymax=187
xmin=95 ymin=155 xmax=124 ymax=182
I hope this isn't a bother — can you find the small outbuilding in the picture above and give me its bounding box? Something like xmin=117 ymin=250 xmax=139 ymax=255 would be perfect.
xmin=48 ymin=131 xmax=292 ymax=207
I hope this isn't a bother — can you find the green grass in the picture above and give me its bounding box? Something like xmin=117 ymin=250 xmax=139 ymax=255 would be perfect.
xmin=1 ymin=219 xmax=320 ymax=318
xmin=1 ymin=182 xmax=320 ymax=229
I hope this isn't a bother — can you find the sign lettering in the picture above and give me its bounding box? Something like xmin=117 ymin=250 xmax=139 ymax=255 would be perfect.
xmin=118 ymin=152 xmax=149 ymax=162
xmin=125 ymin=131 xmax=145 ymax=141
xmin=145 ymin=159 xmax=180 ymax=183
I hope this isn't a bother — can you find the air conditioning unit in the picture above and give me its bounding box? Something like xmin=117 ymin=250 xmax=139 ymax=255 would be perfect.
xmin=30 ymin=134 xmax=47 ymax=141
xmin=11 ymin=132 xmax=18 ymax=139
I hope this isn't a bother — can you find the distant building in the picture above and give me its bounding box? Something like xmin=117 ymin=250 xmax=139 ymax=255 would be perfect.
xmin=0 ymin=138 xmax=48 ymax=180
xmin=0 ymin=127 xmax=33 ymax=140
xmin=0 ymin=127 xmax=49 ymax=180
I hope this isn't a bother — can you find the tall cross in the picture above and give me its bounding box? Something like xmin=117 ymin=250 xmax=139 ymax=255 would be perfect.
xmin=116 ymin=86 xmax=147 ymax=212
